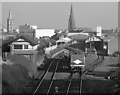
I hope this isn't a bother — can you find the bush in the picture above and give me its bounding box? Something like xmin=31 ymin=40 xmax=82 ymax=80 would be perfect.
xmin=2 ymin=64 xmax=31 ymax=93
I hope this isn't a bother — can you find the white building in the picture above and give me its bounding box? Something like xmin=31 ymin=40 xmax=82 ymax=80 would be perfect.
xmin=96 ymin=26 xmax=102 ymax=37
xmin=35 ymin=29 xmax=55 ymax=38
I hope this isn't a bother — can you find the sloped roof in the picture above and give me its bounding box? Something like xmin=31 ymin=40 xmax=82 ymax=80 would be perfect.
xmin=2 ymin=35 xmax=38 ymax=46
xmin=56 ymin=37 xmax=71 ymax=43
xmin=69 ymin=34 xmax=88 ymax=40
xmin=85 ymin=36 xmax=103 ymax=43
xmin=51 ymin=34 xmax=59 ymax=40
xmin=65 ymin=46 xmax=85 ymax=54
xmin=68 ymin=29 xmax=83 ymax=33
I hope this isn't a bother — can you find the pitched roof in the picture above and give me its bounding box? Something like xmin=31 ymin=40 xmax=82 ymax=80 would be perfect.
xmin=65 ymin=46 xmax=85 ymax=54
xmin=68 ymin=29 xmax=83 ymax=33
xmin=19 ymin=36 xmax=38 ymax=46
xmin=69 ymin=34 xmax=88 ymax=40
xmin=2 ymin=35 xmax=38 ymax=46
xmin=51 ymin=34 xmax=59 ymax=40
xmin=56 ymin=37 xmax=71 ymax=43
xmin=85 ymin=35 xmax=103 ymax=43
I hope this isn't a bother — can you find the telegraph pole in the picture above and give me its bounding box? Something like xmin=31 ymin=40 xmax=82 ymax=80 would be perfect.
xmin=89 ymin=33 xmax=93 ymax=62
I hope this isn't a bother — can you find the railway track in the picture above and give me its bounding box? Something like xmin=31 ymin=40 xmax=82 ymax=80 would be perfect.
xmin=31 ymin=55 xmax=104 ymax=94
xmin=46 ymin=59 xmax=71 ymax=94
xmin=66 ymin=72 xmax=82 ymax=95
xmin=46 ymin=71 xmax=83 ymax=95
xmin=89 ymin=55 xmax=104 ymax=71
xmin=33 ymin=58 xmax=60 ymax=94
xmin=79 ymin=55 xmax=104 ymax=95
xmin=65 ymin=55 xmax=104 ymax=95
xmin=85 ymin=55 xmax=104 ymax=72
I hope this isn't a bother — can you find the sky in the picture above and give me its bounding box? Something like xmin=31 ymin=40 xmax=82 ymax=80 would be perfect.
xmin=2 ymin=2 xmax=118 ymax=31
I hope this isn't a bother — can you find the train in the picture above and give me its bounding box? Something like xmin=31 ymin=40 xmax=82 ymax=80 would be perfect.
xmin=70 ymin=54 xmax=85 ymax=73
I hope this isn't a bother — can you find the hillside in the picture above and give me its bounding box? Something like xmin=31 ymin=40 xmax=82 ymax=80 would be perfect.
xmin=2 ymin=54 xmax=43 ymax=93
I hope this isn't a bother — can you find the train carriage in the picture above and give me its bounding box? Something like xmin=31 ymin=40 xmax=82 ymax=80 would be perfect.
xmin=70 ymin=54 xmax=85 ymax=73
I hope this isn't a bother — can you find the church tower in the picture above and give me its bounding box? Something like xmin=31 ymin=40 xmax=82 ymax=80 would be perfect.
xmin=7 ymin=10 xmax=13 ymax=33
xmin=68 ymin=5 xmax=75 ymax=31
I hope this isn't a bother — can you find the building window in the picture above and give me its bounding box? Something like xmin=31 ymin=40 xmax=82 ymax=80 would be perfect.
xmin=24 ymin=45 xmax=28 ymax=49
xmin=14 ymin=45 xmax=22 ymax=49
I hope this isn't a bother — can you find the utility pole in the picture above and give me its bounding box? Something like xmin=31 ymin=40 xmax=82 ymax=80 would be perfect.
xmin=90 ymin=36 xmax=91 ymax=55
xmin=89 ymin=33 xmax=92 ymax=62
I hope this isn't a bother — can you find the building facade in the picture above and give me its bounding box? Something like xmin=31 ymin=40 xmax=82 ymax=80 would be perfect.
xmin=9 ymin=36 xmax=38 ymax=55
xmin=19 ymin=24 xmax=36 ymax=39
xmin=35 ymin=29 xmax=55 ymax=38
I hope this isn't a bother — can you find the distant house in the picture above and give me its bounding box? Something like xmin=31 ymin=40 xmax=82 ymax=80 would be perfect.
xmin=56 ymin=37 xmax=71 ymax=46
xmin=2 ymin=35 xmax=38 ymax=61
xmin=9 ymin=35 xmax=38 ymax=55
xmin=102 ymin=29 xmax=118 ymax=55
xmin=85 ymin=35 xmax=108 ymax=55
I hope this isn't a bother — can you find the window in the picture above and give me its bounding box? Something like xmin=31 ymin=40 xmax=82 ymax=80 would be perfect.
xmin=14 ymin=45 xmax=22 ymax=49
xmin=24 ymin=45 xmax=28 ymax=49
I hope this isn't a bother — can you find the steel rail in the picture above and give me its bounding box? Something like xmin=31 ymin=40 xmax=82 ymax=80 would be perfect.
xmin=79 ymin=56 xmax=104 ymax=95
xmin=90 ymin=56 xmax=104 ymax=71
xmin=46 ymin=59 xmax=60 ymax=95
xmin=85 ymin=55 xmax=100 ymax=70
xmin=66 ymin=74 xmax=74 ymax=95
xmin=33 ymin=58 xmax=59 ymax=94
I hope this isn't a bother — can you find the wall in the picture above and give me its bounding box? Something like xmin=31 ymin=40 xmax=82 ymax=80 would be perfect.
xmin=35 ymin=29 xmax=55 ymax=38
xmin=108 ymin=37 xmax=118 ymax=54
xmin=11 ymin=42 xmax=33 ymax=50
xmin=10 ymin=40 xmax=38 ymax=55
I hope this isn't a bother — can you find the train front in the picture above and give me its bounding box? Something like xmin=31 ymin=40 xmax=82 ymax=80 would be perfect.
xmin=70 ymin=54 xmax=85 ymax=73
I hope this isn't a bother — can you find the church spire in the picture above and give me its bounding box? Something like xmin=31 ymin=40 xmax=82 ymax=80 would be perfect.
xmin=68 ymin=4 xmax=75 ymax=31
xmin=8 ymin=10 xmax=12 ymax=18
xmin=7 ymin=10 xmax=13 ymax=33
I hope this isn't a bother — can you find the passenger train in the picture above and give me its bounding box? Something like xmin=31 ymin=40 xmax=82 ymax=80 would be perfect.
xmin=70 ymin=54 xmax=85 ymax=73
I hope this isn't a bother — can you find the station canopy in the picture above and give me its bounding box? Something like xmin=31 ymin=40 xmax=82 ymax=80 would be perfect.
xmin=85 ymin=36 xmax=102 ymax=43
xmin=56 ymin=37 xmax=71 ymax=43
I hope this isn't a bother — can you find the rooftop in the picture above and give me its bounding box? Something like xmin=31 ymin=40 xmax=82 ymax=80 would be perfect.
xmin=2 ymin=35 xmax=38 ymax=46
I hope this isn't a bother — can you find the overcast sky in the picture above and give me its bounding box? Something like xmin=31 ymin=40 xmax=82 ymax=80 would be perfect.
xmin=2 ymin=2 xmax=118 ymax=31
